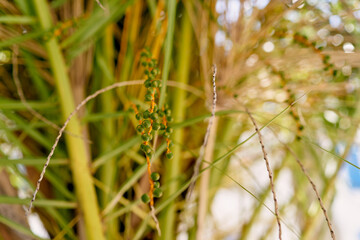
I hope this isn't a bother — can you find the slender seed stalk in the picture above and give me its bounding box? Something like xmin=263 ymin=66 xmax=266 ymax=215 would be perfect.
xmin=246 ymin=108 xmax=282 ymax=240
xmin=28 ymin=80 xmax=145 ymax=215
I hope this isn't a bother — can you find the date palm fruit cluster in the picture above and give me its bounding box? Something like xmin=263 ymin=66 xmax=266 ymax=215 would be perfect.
xmin=293 ymin=32 xmax=335 ymax=75
xmin=132 ymin=49 xmax=174 ymax=206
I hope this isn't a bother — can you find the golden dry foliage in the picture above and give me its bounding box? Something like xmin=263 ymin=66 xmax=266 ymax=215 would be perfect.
xmin=0 ymin=0 xmax=359 ymax=239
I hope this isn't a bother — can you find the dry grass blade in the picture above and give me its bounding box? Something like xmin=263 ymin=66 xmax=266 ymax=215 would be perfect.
xmin=246 ymin=108 xmax=282 ymax=240
xmin=27 ymin=80 xmax=144 ymax=215
xmin=95 ymin=0 xmax=107 ymax=12
xmin=283 ymin=143 xmax=336 ymax=239
xmin=185 ymin=64 xmax=217 ymax=201
xmin=151 ymin=206 xmax=161 ymax=236
xmin=178 ymin=65 xmax=217 ymax=235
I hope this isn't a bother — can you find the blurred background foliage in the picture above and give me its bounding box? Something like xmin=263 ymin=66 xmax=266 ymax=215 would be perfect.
xmin=0 ymin=0 xmax=360 ymax=239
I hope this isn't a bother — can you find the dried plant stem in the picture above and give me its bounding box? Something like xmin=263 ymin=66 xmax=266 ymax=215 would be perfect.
xmin=246 ymin=108 xmax=282 ymax=240
xmin=151 ymin=206 xmax=161 ymax=236
xmin=12 ymin=46 xmax=91 ymax=143
xmin=178 ymin=65 xmax=217 ymax=235
xmin=27 ymin=80 xmax=144 ymax=214
xmin=196 ymin=118 xmax=217 ymax=240
xmin=283 ymin=144 xmax=336 ymax=239
xmin=95 ymin=0 xmax=107 ymax=11
xmin=185 ymin=64 xmax=217 ymax=201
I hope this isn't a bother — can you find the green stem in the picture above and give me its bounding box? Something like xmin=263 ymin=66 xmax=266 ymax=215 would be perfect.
xmin=159 ymin=9 xmax=190 ymax=240
xmin=99 ymin=25 xmax=118 ymax=239
xmin=98 ymin=26 xmax=116 ymax=206
xmin=158 ymin=0 xmax=176 ymax=109
xmin=0 ymin=196 xmax=77 ymax=208
xmin=33 ymin=1 xmax=105 ymax=239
